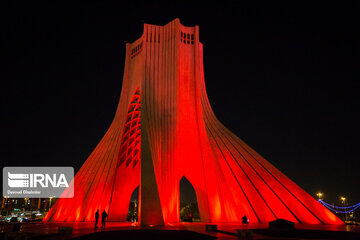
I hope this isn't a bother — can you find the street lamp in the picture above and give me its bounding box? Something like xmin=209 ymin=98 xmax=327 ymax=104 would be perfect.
xmin=24 ymin=198 xmax=29 ymax=211
xmin=49 ymin=197 xmax=54 ymax=212
xmin=316 ymin=192 xmax=323 ymax=200
xmin=1 ymin=196 xmax=8 ymax=209
xmin=4 ymin=196 xmax=9 ymax=216
xmin=340 ymin=196 xmax=347 ymax=222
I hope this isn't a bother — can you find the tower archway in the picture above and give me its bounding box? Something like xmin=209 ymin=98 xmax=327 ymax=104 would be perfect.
xmin=179 ymin=176 xmax=199 ymax=222
xmin=127 ymin=186 xmax=139 ymax=222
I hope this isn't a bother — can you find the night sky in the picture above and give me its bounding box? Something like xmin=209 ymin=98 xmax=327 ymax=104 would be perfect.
xmin=2 ymin=2 xmax=359 ymax=205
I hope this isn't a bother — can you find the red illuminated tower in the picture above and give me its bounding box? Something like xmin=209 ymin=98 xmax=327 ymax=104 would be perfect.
xmin=44 ymin=19 xmax=343 ymax=226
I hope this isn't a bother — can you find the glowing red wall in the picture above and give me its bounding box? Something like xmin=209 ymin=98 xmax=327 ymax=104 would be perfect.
xmin=44 ymin=19 xmax=343 ymax=226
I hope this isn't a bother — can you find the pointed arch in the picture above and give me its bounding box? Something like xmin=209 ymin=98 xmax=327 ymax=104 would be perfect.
xmin=180 ymin=176 xmax=200 ymax=222
xmin=127 ymin=186 xmax=139 ymax=222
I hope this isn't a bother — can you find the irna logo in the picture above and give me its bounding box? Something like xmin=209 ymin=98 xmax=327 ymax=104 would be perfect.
xmin=3 ymin=167 xmax=74 ymax=198
xmin=8 ymin=172 xmax=69 ymax=188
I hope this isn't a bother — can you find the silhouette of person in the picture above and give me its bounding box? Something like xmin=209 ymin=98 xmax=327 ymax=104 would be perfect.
xmin=101 ymin=210 xmax=108 ymax=229
xmin=94 ymin=209 xmax=99 ymax=229
xmin=242 ymin=214 xmax=249 ymax=224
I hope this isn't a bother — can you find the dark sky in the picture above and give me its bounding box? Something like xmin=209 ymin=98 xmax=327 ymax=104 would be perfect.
xmin=2 ymin=2 xmax=359 ymax=205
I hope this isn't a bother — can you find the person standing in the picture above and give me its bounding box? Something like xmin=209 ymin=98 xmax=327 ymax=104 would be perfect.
xmin=101 ymin=210 xmax=108 ymax=229
xmin=94 ymin=209 xmax=99 ymax=229
xmin=242 ymin=214 xmax=249 ymax=224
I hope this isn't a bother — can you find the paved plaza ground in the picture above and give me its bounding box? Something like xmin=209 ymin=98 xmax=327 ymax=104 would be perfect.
xmin=1 ymin=221 xmax=360 ymax=240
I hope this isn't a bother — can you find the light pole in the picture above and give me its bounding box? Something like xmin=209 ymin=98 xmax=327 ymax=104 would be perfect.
xmin=340 ymin=196 xmax=347 ymax=222
xmin=3 ymin=196 xmax=9 ymax=215
xmin=49 ymin=197 xmax=53 ymax=212
xmin=316 ymin=192 xmax=323 ymax=200
xmin=24 ymin=198 xmax=29 ymax=212
xmin=1 ymin=196 xmax=6 ymax=209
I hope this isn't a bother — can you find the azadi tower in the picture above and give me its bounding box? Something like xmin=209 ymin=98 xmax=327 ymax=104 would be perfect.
xmin=44 ymin=19 xmax=343 ymax=226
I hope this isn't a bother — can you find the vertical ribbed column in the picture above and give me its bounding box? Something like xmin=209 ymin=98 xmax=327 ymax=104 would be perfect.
xmin=140 ymin=23 xmax=164 ymax=226
xmin=192 ymin=25 xmax=212 ymax=222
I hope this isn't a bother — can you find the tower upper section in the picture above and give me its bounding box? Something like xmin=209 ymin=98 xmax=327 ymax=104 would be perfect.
xmin=127 ymin=18 xmax=200 ymax=61
xmin=121 ymin=18 xmax=204 ymax=109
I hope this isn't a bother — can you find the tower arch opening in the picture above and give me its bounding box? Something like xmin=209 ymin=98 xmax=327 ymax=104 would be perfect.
xmin=179 ymin=176 xmax=200 ymax=222
xmin=127 ymin=186 xmax=139 ymax=222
